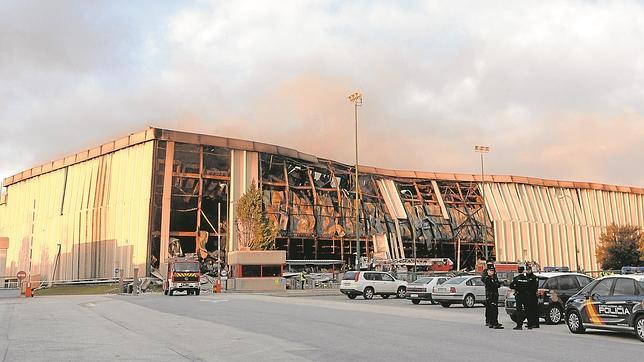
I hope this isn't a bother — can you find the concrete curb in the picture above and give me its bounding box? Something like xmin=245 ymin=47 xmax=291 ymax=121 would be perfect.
xmin=266 ymin=289 xmax=340 ymax=298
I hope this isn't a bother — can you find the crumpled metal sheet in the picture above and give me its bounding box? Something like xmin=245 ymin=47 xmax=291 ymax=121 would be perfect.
xmin=316 ymin=193 xmax=337 ymax=237
xmin=290 ymin=191 xmax=315 ymax=235
xmin=264 ymin=190 xmax=288 ymax=231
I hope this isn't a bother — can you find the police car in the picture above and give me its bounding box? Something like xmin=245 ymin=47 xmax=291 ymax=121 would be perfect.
xmin=564 ymin=274 xmax=644 ymax=342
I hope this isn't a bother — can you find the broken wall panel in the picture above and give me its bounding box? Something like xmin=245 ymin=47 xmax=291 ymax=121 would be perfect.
xmin=164 ymin=143 xmax=232 ymax=265
xmin=289 ymin=189 xmax=316 ymax=236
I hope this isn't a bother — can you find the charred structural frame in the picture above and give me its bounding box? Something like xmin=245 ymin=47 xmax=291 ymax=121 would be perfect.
xmin=152 ymin=138 xmax=492 ymax=271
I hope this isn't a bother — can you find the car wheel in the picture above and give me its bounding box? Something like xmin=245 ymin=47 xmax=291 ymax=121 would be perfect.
xmin=412 ymin=299 xmax=421 ymax=305
xmin=187 ymin=290 xmax=193 ymax=296
xmin=169 ymin=289 xmax=174 ymax=296
xmin=396 ymin=287 xmax=406 ymax=299
xmin=545 ymin=305 xmax=563 ymax=325
xmin=440 ymin=302 xmax=451 ymax=308
xmin=635 ymin=315 xmax=644 ymax=342
xmin=347 ymin=294 xmax=357 ymax=300
xmin=363 ymin=287 xmax=374 ymax=300
xmin=195 ymin=289 xmax=200 ymax=296
xmin=463 ymin=294 xmax=476 ymax=308
xmin=381 ymin=294 xmax=390 ymax=299
xmin=566 ymin=311 xmax=585 ymax=334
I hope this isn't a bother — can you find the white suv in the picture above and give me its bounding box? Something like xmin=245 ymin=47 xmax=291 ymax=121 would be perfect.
xmin=340 ymin=271 xmax=407 ymax=300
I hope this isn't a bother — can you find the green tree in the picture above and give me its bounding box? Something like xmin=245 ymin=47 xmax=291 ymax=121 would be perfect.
xmin=596 ymin=224 xmax=644 ymax=270
xmin=236 ymin=183 xmax=278 ymax=250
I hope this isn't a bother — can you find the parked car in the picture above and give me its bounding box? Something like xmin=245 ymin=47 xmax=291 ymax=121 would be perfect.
xmin=340 ymin=271 xmax=407 ymax=300
xmin=406 ymin=276 xmax=449 ymax=305
xmin=505 ymin=272 xmax=593 ymax=324
xmin=432 ymin=275 xmax=509 ymax=308
xmin=565 ymin=274 xmax=644 ymax=342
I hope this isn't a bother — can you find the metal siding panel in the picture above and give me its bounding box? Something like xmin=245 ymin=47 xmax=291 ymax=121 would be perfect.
xmin=490 ymin=185 xmax=510 ymax=221
xmin=527 ymin=186 xmax=544 ymax=224
xmin=512 ymin=185 xmax=528 ymax=222
xmin=518 ymin=185 xmax=534 ymax=222
xmin=551 ymin=188 xmax=564 ymax=224
xmin=431 ymin=180 xmax=450 ymax=219
xmin=484 ymin=184 xmax=502 ymax=222
xmin=495 ymin=222 xmax=506 ymax=261
xmin=502 ymin=184 xmax=520 ymax=221
xmin=0 ymin=142 xmax=153 ymax=281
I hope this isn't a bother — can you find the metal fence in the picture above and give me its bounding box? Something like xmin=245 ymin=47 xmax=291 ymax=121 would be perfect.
xmin=1 ymin=277 xmax=19 ymax=289
xmin=0 ymin=277 xmax=21 ymax=298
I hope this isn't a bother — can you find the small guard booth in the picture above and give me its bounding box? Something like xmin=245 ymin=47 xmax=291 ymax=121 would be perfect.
xmin=228 ymin=250 xmax=286 ymax=292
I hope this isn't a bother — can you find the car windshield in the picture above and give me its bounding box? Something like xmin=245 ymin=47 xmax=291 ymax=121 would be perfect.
xmin=412 ymin=278 xmax=433 ymax=284
xmin=343 ymin=272 xmax=357 ymax=280
xmin=174 ymin=262 xmax=199 ymax=272
xmin=538 ymin=277 xmax=549 ymax=288
xmin=444 ymin=277 xmax=467 ymax=285
xmin=577 ymin=280 xmax=596 ymax=295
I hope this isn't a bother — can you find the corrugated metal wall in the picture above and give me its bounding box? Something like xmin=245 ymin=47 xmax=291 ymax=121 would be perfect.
xmin=0 ymin=141 xmax=154 ymax=280
xmin=485 ymin=183 xmax=644 ymax=271
xmin=228 ymin=150 xmax=259 ymax=252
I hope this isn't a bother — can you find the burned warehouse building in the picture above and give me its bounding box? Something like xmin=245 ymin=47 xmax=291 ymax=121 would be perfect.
xmin=1 ymin=127 xmax=644 ymax=282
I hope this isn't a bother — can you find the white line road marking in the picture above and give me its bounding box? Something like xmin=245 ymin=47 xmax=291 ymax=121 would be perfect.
xmin=199 ymin=299 xmax=229 ymax=303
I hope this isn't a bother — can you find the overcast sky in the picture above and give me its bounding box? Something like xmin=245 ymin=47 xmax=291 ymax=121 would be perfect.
xmin=2 ymin=0 xmax=644 ymax=187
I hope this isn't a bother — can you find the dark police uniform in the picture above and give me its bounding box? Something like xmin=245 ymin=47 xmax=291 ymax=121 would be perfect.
xmin=481 ymin=265 xmax=493 ymax=325
xmin=509 ymin=268 xmax=527 ymax=329
xmin=482 ymin=268 xmax=503 ymax=329
xmin=524 ymin=270 xmax=540 ymax=328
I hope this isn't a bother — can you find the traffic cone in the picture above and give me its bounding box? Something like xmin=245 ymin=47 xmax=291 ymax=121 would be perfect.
xmin=25 ymin=282 xmax=33 ymax=298
xmin=215 ymin=279 xmax=222 ymax=293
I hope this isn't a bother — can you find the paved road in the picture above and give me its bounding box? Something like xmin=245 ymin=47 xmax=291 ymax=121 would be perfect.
xmin=0 ymin=292 xmax=641 ymax=361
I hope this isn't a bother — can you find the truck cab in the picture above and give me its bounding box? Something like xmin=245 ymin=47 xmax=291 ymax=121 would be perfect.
xmin=164 ymin=256 xmax=201 ymax=296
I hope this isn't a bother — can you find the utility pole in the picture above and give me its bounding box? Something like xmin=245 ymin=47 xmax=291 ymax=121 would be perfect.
xmin=474 ymin=145 xmax=490 ymax=260
xmin=349 ymin=92 xmax=363 ymax=271
xmin=217 ymin=202 xmax=221 ymax=278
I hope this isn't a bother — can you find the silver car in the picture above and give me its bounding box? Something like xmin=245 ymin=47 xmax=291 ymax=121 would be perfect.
xmin=406 ymin=276 xmax=449 ymax=305
xmin=432 ymin=275 xmax=509 ymax=308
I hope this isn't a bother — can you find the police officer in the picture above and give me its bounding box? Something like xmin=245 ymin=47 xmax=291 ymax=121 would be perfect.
xmin=509 ymin=265 xmax=527 ymax=330
xmin=481 ymin=261 xmax=494 ymax=326
xmin=482 ymin=262 xmax=504 ymax=329
xmin=299 ymin=272 xmax=306 ymax=290
xmin=524 ymin=264 xmax=540 ymax=329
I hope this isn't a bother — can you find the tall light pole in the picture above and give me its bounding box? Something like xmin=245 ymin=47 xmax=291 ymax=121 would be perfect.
xmin=349 ymin=91 xmax=363 ymax=271
xmin=558 ymin=193 xmax=580 ymax=272
xmin=474 ymin=145 xmax=490 ymax=260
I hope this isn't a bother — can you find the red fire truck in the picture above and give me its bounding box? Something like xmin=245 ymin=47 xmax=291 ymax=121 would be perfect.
xmin=475 ymin=260 xmax=523 ymax=284
xmin=164 ymin=256 xmax=201 ymax=296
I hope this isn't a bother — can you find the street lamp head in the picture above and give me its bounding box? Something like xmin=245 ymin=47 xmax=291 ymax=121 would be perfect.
xmin=474 ymin=145 xmax=490 ymax=153
xmin=348 ymin=91 xmax=363 ymax=104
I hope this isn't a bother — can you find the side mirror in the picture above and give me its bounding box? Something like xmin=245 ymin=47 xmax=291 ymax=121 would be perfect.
xmin=591 ymin=293 xmax=600 ymax=301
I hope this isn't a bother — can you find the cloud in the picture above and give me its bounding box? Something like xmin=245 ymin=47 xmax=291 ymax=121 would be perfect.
xmin=1 ymin=0 xmax=644 ymax=187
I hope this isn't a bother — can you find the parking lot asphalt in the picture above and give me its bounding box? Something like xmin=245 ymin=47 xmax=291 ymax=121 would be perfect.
xmin=0 ymin=292 xmax=641 ymax=361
